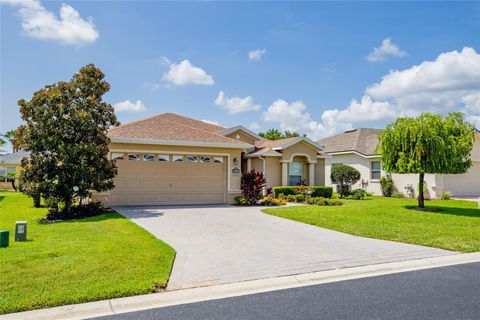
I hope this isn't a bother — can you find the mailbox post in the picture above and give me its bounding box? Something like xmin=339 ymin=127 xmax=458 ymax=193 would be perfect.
xmin=15 ymin=221 xmax=27 ymax=241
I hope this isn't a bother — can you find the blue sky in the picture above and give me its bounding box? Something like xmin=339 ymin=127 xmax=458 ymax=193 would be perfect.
xmin=1 ymin=1 xmax=479 ymax=147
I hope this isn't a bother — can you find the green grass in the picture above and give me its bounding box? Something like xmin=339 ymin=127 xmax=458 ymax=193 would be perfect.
xmin=263 ymin=197 xmax=480 ymax=253
xmin=0 ymin=191 xmax=175 ymax=314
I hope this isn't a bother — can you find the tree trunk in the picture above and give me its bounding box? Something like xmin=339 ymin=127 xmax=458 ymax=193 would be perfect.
xmin=33 ymin=193 xmax=41 ymax=208
xmin=11 ymin=180 xmax=17 ymax=192
xmin=418 ymin=173 xmax=425 ymax=208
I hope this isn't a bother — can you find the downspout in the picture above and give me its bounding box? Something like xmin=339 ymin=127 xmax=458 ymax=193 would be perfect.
xmin=259 ymin=156 xmax=266 ymax=195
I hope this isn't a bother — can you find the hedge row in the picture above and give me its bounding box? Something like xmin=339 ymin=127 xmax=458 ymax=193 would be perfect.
xmin=272 ymin=186 xmax=333 ymax=198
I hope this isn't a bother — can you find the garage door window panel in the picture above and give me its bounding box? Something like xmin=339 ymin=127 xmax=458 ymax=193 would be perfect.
xmin=200 ymin=156 xmax=211 ymax=163
xmin=186 ymin=155 xmax=198 ymax=163
xmin=143 ymin=154 xmax=155 ymax=161
xmin=128 ymin=154 xmax=140 ymax=161
xmin=173 ymin=155 xmax=184 ymax=162
xmin=111 ymin=153 xmax=124 ymax=160
xmin=213 ymin=157 xmax=224 ymax=163
xmin=158 ymin=155 xmax=169 ymax=162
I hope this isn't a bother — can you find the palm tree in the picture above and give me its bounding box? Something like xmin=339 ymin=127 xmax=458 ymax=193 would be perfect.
xmin=259 ymin=129 xmax=283 ymax=140
xmin=283 ymin=130 xmax=300 ymax=138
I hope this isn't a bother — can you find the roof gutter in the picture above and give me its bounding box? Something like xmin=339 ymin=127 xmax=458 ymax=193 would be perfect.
xmin=109 ymin=137 xmax=253 ymax=149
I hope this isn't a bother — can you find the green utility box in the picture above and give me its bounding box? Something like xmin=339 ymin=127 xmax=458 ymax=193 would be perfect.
xmin=15 ymin=221 xmax=27 ymax=242
xmin=0 ymin=230 xmax=9 ymax=247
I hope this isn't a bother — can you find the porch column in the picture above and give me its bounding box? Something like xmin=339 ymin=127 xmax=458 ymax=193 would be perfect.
xmin=309 ymin=163 xmax=315 ymax=186
xmin=281 ymin=162 xmax=288 ymax=186
xmin=247 ymin=158 xmax=252 ymax=171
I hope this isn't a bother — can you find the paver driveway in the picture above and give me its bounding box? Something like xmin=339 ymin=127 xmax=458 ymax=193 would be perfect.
xmin=114 ymin=205 xmax=455 ymax=290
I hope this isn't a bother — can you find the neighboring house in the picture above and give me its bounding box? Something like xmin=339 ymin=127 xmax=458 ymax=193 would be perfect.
xmin=0 ymin=150 xmax=29 ymax=189
xmin=317 ymin=128 xmax=480 ymax=198
xmin=93 ymin=113 xmax=327 ymax=206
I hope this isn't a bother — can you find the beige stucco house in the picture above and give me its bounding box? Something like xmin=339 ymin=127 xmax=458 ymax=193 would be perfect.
xmin=0 ymin=150 xmax=28 ymax=190
xmin=318 ymin=128 xmax=480 ymax=198
xmin=93 ymin=113 xmax=327 ymax=206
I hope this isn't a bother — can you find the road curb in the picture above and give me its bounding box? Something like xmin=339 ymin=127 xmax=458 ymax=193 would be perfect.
xmin=3 ymin=252 xmax=480 ymax=320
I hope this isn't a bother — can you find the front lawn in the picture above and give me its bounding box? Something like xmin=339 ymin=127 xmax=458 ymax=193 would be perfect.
xmin=264 ymin=197 xmax=480 ymax=252
xmin=0 ymin=191 xmax=175 ymax=314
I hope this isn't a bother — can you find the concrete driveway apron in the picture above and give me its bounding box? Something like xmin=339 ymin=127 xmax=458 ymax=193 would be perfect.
xmin=114 ymin=205 xmax=454 ymax=290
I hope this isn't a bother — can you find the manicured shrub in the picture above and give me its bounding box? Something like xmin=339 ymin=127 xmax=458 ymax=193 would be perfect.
xmin=441 ymin=191 xmax=452 ymax=200
xmin=331 ymin=164 xmax=361 ymax=198
xmin=295 ymin=194 xmax=304 ymax=202
xmin=241 ymin=170 xmax=267 ymax=205
xmin=308 ymin=197 xmax=344 ymax=206
xmin=260 ymin=196 xmax=287 ymax=206
xmin=380 ymin=175 xmax=397 ymax=197
xmin=286 ymin=195 xmax=296 ymax=202
xmin=273 ymin=186 xmax=333 ymax=198
xmin=349 ymin=189 xmax=367 ymax=200
xmin=234 ymin=195 xmax=248 ymax=205
xmin=43 ymin=202 xmax=104 ymax=221
xmin=392 ymin=191 xmax=406 ymax=198
xmin=310 ymin=187 xmax=333 ymax=198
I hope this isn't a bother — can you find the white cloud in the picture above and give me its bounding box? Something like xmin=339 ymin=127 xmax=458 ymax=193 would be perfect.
xmin=366 ymin=38 xmax=407 ymax=62
xmin=463 ymin=93 xmax=480 ymax=113
xmin=201 ymin=119 xmax=220 ymax=126
xmin=248 ymin=121 xmax=260 ymax=131
xmin=5 ymin=0 xmax=98 ymax=46
xmin=162 ymin=60 xmax=214 ymax=86
xmin=367 ymin=47 xmax=480 ymax=100
xmin=263 ymin=99 xmax=335 ymax=140
xmin=214 ymin=91 xmax=260 ymax=114
xmin=321 ymin=95 xmax=397 ymax=130
xmin=113 ymin=100 xmax=146 ymax=113
xmin=263 ymin=47 xmax=480 ymax=138
xmin=248 ymin=49 xmax=266 ymax=61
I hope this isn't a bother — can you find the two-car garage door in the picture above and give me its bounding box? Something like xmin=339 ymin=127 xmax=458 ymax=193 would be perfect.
xmin=109 ymin=153 xmax=227 ymax=206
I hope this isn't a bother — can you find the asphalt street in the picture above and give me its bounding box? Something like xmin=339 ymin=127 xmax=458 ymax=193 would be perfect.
xmin=91 ymin=262 xmax=480 ymax=320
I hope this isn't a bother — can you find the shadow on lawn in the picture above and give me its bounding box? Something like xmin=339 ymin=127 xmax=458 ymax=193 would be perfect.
xmin=404 ymin=205 xmax=480 ymax=218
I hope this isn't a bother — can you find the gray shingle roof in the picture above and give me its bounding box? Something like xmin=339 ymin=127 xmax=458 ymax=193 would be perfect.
xmin=317 ymin=128 xmax=381 ymax=156
xmin=0 ymin=150 xmax=30 ymax=164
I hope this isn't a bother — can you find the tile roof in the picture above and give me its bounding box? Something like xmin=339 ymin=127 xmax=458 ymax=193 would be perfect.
xmin=245 ymin=147 xmax=282 ymax=157
xmin=317 ymin=128 xmax=382 ymax=156
xmin=0 ymin=150 xmax=30 ymax=164
xmin=108 ymin=113 xmax=248 ymax=146
xmin=254 ymin=137 xmax=299 ymax=148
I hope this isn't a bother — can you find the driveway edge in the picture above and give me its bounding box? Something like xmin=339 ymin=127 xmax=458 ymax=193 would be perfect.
xmin=3 ymin=252 xmax=480 ymax=320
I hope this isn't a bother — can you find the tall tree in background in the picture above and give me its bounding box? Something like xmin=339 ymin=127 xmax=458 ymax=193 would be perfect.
xmin=259 ymin=129 xmax=300 ymax=140
xmin=16 ymin=64 xmax=120 ymax=211
xmin=379 ymin=112 xmax=475 ymax=208
xmin=259 ymin=129 xmax=283 ymax=140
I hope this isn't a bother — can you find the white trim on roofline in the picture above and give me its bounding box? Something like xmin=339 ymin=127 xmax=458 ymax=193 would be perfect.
xmin=327 ymin=150 xmax=379 ymax=159
xmin=271 ymin=136 xmax=324 ymax=151
xmin=110 ymin=137 xmax=253 ymax=149
xmin=244 ymin=152 xmax=282 ymax=158
xmin=220 ymin=126 xmax=264 ymax=140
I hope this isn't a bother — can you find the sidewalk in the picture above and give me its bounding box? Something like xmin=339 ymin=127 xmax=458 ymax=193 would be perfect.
xmin=2 ymin=252 xmax=480 ymax=320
